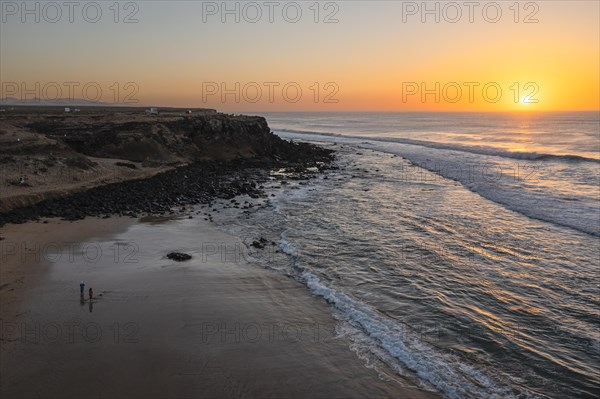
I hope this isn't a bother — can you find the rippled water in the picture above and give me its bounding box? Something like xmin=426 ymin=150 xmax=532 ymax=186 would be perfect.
xmin=267 ymin=112 xmax=600 ymax=236
xmin=262 ymin=111 xmax=600 ymax=161
xmin=206 ymin=112 xmax=599 ymax=398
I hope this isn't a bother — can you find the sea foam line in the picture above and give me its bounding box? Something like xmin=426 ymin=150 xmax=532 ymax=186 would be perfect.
xmin=276 ymin=130 xmax=600 ymax=237
xmin=276 ymin=129 xmax=600 ymax=164
xmin=277 ymin=231 xmax=538 ymax=399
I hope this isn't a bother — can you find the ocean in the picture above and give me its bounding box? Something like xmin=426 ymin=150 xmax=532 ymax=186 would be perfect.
xmin=208 ymin=111 xmax=599 ymax=398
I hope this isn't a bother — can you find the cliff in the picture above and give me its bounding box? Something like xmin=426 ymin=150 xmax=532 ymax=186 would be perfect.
xmin=0 ymin=108 xmax=333 ymax=216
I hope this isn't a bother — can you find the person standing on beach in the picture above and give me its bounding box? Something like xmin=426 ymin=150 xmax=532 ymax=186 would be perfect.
xmin=80 ymin=281 xmax=85 ymax=295
xmin=88 ymin=287 xmax=93 ymax=301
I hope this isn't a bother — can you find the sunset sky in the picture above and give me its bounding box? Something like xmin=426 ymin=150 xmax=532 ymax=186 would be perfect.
xmin=1 ymin=0 xmax=598 ymax=111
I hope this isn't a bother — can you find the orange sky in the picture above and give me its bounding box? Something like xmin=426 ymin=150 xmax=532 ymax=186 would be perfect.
xmin=1 ymin=1 xmax=598 ymax=111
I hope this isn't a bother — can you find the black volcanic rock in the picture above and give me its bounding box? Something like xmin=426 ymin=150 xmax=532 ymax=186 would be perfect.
xmin=0 ymin=156 xmax=333 ymax=227
xmin=166 ymin=252 xmax=192 ymax=262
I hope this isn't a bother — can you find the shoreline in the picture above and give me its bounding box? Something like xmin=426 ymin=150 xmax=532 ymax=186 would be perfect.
xmin=0 ymin=216 xmax=440 ymax=399
xmin=0 ymin=111 xmax=441 ymax=398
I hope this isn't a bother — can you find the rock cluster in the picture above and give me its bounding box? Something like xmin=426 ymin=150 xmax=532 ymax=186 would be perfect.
xmin=0 ymin=151 xmax=333 ymax=227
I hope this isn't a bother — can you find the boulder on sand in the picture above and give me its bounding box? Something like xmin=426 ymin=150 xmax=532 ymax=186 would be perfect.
xmin=166 ymin=252 xmax=192 ymax=262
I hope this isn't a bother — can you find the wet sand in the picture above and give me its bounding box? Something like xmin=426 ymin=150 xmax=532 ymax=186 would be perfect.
xmin=0 ymin=217 xmax=439 ymax=398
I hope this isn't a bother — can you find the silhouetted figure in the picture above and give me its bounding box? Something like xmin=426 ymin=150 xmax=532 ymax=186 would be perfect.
xmin=88 ymin=287 xmax=93 ymax=302
xmin=80 ymin=281 xmax=85 ymax=295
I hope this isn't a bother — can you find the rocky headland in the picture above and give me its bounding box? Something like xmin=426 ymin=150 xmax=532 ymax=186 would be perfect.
xmin=0 ymin=107 xmax=334 ymax=227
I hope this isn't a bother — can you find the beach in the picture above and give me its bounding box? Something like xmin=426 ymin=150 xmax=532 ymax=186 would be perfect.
xmin=0 ymin=216 xmax=438 ymax=398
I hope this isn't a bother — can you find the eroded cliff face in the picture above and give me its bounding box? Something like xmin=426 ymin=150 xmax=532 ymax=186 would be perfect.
xmin=170 ymin=114 xmax=276 ymax=161
xmin=15 ymin=112 xmax=301 ymax=164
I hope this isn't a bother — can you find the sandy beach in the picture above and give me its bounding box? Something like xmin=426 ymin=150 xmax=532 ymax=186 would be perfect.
xmin=0 ymin=216 xmax=439 ymax=399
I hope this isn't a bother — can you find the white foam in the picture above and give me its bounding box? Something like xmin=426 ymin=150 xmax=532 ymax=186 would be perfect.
xmin=300 ymin=270 xmax=540 ymax=399
xmin=276 ymin=130 xmax=600 ymax=236
xmin=276 ymin=129 xmax=600 ymax=164
xmin=279 ymin=236 xmax=535 ymax=399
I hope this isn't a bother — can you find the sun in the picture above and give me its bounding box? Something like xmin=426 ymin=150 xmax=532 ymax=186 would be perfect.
xmin=508 ymin=95 xmax=540 ymax=112
xmin=518 ymin=95 xmax=540 ymax=109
